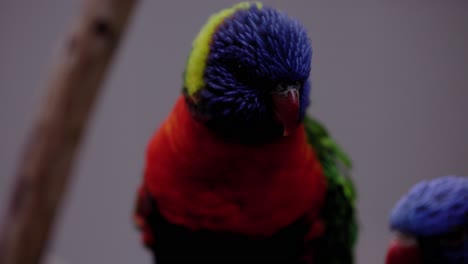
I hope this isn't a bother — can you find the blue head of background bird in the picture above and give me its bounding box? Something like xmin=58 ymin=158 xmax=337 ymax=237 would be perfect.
xmin=183 ymin=2 xmax=313 ymax=143
xmin=387 ymin=175 xmax=468 ymax=264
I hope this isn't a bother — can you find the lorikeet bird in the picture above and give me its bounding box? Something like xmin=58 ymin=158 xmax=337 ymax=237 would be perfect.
xmin=385 ymin=175 xmax=468 ymax=264
xmin=134 ymin=2 xmax=357 ymax=263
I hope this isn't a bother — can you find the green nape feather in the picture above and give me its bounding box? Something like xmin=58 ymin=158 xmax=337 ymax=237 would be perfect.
xmin=303 ymin=115 xmax=358 ymax=264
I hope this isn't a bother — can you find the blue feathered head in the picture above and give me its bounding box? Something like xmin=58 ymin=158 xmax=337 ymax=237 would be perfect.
xmin=389 ymin=175 xmax=468 ymax=263
xmin=183 ymin=2 xmax=312 ymax=142
xmin=390 ymin=175 xmax=468 ymax=236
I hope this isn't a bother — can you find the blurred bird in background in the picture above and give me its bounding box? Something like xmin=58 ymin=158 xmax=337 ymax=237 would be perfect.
xmin=385 ymin=175 xmax=468 ymax=264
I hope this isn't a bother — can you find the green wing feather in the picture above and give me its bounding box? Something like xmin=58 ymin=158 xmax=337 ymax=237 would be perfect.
xmin=303 ymin=114 xmax=358 ymax=264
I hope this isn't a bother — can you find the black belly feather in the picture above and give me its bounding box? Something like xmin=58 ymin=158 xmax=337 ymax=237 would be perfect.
xmin=146 ymin=197 xmax=314 ymax=263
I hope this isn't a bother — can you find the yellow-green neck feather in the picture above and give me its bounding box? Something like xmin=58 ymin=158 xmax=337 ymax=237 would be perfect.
xmin=184 ymin=2 xmax=263 ymax=96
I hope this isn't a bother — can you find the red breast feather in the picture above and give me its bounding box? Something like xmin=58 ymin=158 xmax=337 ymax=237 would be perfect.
xmin=143 ymin=96 xmax=327 ymax=237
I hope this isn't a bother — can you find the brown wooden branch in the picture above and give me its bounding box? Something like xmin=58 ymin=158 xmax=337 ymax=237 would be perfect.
xmin=0 ymin=1 xmax=139 ymax=263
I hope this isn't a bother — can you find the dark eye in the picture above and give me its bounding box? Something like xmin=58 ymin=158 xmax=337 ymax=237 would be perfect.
xmin=438 ymin=227 xmax=466 ymax=248
xmin=226 ymin=60 xmax=253 ymax=82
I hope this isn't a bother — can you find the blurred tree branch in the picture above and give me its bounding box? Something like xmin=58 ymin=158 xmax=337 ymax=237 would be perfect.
xmin=0 ymin=0 xmax=139 ymax=263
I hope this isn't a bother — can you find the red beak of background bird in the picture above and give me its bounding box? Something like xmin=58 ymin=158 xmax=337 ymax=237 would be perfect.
xmin=272 ymin=84 xmax=300 ymax=136
xmin=385 ymin=234 xmax=423 ymax=264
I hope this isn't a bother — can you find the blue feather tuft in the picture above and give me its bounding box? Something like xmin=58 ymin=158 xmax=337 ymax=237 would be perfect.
xmin=389 ymin=175 xmax=468 ymax=237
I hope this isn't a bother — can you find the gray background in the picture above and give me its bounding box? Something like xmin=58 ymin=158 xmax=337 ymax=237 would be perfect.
xmin=1 ymin=1 xmax=467 ymax=264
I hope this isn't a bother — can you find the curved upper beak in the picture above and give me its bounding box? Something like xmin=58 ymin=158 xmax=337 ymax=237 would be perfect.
xmin=386 ymin=232 xmax=423 ymax=264
xmin=271 ymin=83 xmax=301 ymax=136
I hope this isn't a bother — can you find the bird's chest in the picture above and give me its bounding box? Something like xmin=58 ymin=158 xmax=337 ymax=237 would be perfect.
xmin=147 ymin=146 xmax=325 ymax=237
xmin=144 ymin=114 xmax=326 ymax=237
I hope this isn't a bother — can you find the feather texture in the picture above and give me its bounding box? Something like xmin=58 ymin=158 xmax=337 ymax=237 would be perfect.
xmin=304 ymin=115 xmax=358 ymax=264
xmin=390 ymin=176 xmax=468 ymax=237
